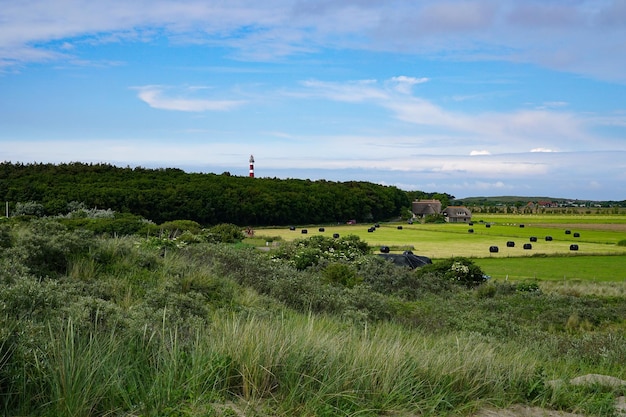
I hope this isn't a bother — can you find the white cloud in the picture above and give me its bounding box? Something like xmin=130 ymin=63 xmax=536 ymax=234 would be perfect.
xmin=388 ymin=76 xmax=429 ymax=94
xmin=1 ymin=1 xmax=625 ymax=82
xmin=299 ymin=79 xmax=388 ymax=102
xmin=470 ymin=150 xmax=491 ymax=155
xmin=530 ymin=148 xmax=555 ymax=153
xmin=134 ymin=85 xmax=245 ymax=112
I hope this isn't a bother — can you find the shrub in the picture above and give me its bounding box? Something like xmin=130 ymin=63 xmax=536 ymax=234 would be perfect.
xmin=157 ymin=219 xmax=202 ymax=237
xmin=9 ymin=219 xmax=96 ymax=278
xmin=516 ymin=281 xmax=541 ymax=293
xmin=272 ymin=235 xmax=370 ymax=270
xmin=204 ymin=223 xmax=244 ymax=244
xmin=321 ymin=262 xmax=362 ymax=288
xmin=420 ymin=257 xmax=487 ymax=288
xmin=358 ymin=256 xmax=453 ymax=299
xmin=13 ymin=201 xmax=44 ymax=217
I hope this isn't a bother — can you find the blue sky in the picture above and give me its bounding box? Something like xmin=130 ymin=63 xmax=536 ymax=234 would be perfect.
xmin=1 ymin=1 xmax=626 ymax=200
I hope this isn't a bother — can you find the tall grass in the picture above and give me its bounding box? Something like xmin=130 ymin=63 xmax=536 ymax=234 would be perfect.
xmin=23 ymin=310 xmax=549 ymax=417
xmin=203 ymin=312 xmax=545 ymax=416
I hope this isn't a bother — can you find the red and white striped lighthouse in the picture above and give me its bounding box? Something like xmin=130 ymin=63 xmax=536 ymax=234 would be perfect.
xmin=249 ymin=155 xmax=255 ymax=178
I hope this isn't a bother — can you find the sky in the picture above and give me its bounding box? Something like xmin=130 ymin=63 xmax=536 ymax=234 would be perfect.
xmin=1 ymin=1 xmax=626 ymax=201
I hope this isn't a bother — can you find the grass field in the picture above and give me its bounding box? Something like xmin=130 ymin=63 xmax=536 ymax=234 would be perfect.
xmin=252 ymin=214 xmax=626 ymax=282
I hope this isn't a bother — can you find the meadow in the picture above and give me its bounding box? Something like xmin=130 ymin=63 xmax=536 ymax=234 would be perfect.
xmin=254 ymin=214 xmax=626 ymax=283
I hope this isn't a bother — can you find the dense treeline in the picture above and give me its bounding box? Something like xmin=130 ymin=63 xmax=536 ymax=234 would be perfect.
xmin=0 ymin=162 xmax=430 ymax=225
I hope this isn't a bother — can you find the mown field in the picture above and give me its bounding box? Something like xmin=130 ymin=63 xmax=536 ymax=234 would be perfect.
xmin=254 ymin=214 xmax=626 ymax=282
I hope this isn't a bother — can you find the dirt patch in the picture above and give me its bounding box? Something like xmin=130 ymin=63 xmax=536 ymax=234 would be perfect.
xmin=474 ymin=375 xmax=626 ymax=417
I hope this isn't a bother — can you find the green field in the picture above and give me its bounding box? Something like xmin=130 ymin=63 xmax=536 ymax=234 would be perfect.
xmin=254 ymin=214 xmax=626 ymax=282
xmin=474 ymin=255 xmax=626 ymax=282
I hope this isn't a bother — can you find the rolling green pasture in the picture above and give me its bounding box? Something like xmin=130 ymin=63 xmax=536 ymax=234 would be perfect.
xmin=474 ymin=255 xmax=626 ymax=282
xmin=254 ymin=214 xmax=626 ymax=282
xmin=256 ymin=217 xmax=626 ymax=259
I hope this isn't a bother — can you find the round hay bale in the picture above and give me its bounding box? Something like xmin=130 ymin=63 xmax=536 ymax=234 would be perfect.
xmin=523 ymin=243 xmax=532 ymax=250
xmin=380 ymin=246 xmax=390 ymax=253
xmin=506 ymin=241 xmax=515 ymax=247
xmin=468 ymin=222 xmax=474 ymax=226
xmin=333 ymin=233 xmax=340 ymax=238
xmin=367 ymin=227 xmax=375 ymax=233
xmin=489 ymin=246 xmax=499 ymax=253
xmin=397 ymin=226 xmax=403 ymax=230
xmin=530 ymin=236 xmax=537 ymax=242
xmin=289 ymin=226 xmax=296 ymax=231
xmin=468 ymin=228 xmax=474 ymax=233
xmin=573 ymin=232 xmax=580 ymax=237
xmin=519 ymin=224 xmax=525 ymax=228
xmin=565 ymin=230 xmax=571 ymax=234
xmin=486 ymin=223 xmax=491 ymax=228
xmin=301 ymin=229 xmax=308 ymax=234
xmin=570 ymin=244 xmax=579 ymax=251
xmin=375 ymin=223 xmax=380 ymax=228
xmin=545 ymin=236 xmax=553 ymax=241
xmin=318 ymin=227 xmax=325 ymax=232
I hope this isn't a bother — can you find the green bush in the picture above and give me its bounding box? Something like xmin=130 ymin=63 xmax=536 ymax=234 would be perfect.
xmin=157 ymin=219 xmax=202 ymax=237
xmin=321 ymin=262 xmax=362 ymax=288
xmin=420 ymin=257 xmax=487 ymax=288
xmin=358 ymin=255 xmax=453 ymax=299
xmin=204 ymin=223 xmax=244 ymax=244
xmin=272 ymin=234 xmax=370 ymax=270
xmin=8 ymin=219 xmax=95 ymax=278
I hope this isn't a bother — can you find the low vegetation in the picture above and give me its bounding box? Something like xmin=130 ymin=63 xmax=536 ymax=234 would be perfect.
xmin=1 ymin=215 xmax=625 ymax=416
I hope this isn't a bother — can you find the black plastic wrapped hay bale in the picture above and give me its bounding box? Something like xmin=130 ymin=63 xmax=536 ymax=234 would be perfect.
xmin=468 ymin=222 xmax=474 ymax=226
xmin=545 ymin=236 xmax=553 ymax=241
xmin=523 ymin=243 xmax=532 ymax=250
xmin=519 ymin=224 xmax=525 ymax=228
xmin=506 ymin=241 xmax=515 ymax=247
xmin=375 ymin=223 xmax=380 ymax=228
xmin=318 ymin=227 xmax=325 ymax=232
xmin=289 ymin=226 xmax=296 ymax=231
xmin=565 ymin=230 xmax=571 ymax=234
xmin=333 ymin=233 xmax=340 ymax=238
xmin=380 ymin=246 xmax=390 ymax=253
xmin=301 ymin=229 xmax=308 ymax=234
xmin=367 ymin=227 xmax=375 ymax=233
xmin=489 ymin=246 xmax=499 ymax=253
xmin=486 ymin=223 xmax=491 ymax=228
xmin=397 ymin=226 xmax=403 ymax=230
xmin=530 ymin=236 xmax=537 ymax=242
xmin=570 ymin=244 xmax=579 ymax=251
xmin=573 ymin=232 xmax=580 ymax=238
xmin=468 ymin=228 xmax=474 ymax=233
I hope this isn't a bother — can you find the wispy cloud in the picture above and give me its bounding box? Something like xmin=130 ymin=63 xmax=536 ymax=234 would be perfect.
xmin=299 ymin=77 xmax=593 ymax=152
xmin=133 ymin=85 xmax=246 ymax=112
xmin=2 ymin=1 xmax=626 ymax=82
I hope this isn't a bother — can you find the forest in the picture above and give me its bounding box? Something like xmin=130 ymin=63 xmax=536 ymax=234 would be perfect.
xmin=0 ymin=162 xmax=451 ymax=226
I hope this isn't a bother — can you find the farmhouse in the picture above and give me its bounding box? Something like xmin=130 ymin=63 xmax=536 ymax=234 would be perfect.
xmin=412 ymin=199 xmax=472 ymax=223
xmin=443 ymin=206 xmax=472 ymax=223
xmin=411 ymin=199 xmax=442 ymax=217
